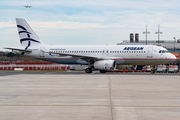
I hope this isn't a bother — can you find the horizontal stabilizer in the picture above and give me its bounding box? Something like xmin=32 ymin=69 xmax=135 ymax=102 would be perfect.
xmin=4 ymin=47 xmax=32 ymax=53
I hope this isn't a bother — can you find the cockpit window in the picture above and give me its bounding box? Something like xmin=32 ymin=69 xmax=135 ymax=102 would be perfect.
xmin=159 ymin=50 xmax=170 ymax=53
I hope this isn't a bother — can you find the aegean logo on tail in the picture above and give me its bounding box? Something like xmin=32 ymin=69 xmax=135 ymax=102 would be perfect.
xmin=17 ymin=25 xmax=40 ymax=44
xmin=123 ymin=47 xmax=144 ymax=50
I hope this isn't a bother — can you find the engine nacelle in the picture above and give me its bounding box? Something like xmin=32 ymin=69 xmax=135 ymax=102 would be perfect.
xmin=94 ymin=60 xmax=116 ymax=70
xmin=116 ymin=65 xmax=135 ymax=70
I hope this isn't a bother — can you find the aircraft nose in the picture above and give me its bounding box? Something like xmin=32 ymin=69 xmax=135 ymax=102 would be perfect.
xmin=169 ymin=53 xmax=176 ymax=60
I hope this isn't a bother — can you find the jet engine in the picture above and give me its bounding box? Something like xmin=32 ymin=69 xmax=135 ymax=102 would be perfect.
xmin=94 ymin=60 xmax=116 ymax=70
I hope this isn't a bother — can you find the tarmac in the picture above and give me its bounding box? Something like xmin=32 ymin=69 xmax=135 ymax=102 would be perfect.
xmin=0 ymin=71 xmax=180 ymax=120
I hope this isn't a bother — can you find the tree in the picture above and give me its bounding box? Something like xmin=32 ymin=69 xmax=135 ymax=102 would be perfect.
xmin=6 ymin=52 xmax=15 ymax=58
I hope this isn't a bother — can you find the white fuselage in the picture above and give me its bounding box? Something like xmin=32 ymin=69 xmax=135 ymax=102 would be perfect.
xmin=25 ymin=44 xmax=176 ymax=66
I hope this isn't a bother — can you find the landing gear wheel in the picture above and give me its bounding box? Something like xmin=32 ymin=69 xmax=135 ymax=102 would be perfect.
xmin=151 ymin=70 xmax=156 ymax=74
xmin=150 ymin=65 xmax=156 ymax=74
xmin=85 ymin=68 xmax=92 ymax=73
xmin=99 ymin=70 xmax=107 ymax=73
xmin=151 ymin=70 xmax=155 ymax=74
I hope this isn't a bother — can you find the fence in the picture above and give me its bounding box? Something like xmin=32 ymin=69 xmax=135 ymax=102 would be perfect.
xmin=0 ymin=62 xmax=69 ymax=70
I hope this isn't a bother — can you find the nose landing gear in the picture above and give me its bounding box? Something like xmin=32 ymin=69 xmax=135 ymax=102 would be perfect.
xmin=151 ymin=66 xmax=156 ymax=74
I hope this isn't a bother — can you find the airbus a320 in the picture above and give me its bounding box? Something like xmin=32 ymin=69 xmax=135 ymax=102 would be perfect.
xmin=5 ymin=18 xmax=176 ymax=73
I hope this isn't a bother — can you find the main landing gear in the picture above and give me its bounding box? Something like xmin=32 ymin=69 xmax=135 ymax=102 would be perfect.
xmin=85 ymin=68 xmax=107 ymax=73
xmin=85 ymin=68 xmax=92 ymax=73
xmin=99 ymin=70 xmax=107 ymax=73
xmin=85 ymin=61 xmax=107 ymax=73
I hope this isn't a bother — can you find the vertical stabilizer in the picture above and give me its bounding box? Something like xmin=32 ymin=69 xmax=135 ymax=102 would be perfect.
xmin=16 ymin=18 xmax=44 ymax=47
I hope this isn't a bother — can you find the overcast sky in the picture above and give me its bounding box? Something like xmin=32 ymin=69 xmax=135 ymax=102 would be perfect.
xmin=1 ymin=0 xmax=180 ymax=51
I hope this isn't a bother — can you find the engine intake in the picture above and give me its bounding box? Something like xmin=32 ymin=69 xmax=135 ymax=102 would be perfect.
xmin=94 ymin=60 xmax=116 ymax=70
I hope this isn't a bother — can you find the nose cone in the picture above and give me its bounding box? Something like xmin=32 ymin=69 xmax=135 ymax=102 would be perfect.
xmin=169 ymin=53 xmax=177 ymax=61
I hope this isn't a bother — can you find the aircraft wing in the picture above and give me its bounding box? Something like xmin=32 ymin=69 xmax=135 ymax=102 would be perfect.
xmin=4 ymin=47 xmax=32 ymax=53
xmin=45 ymin=51 xmax=118 ymax=61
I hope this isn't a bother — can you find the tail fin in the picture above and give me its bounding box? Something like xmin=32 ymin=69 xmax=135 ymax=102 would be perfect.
xmin=16 ymin=18 xmax=44 ymax=47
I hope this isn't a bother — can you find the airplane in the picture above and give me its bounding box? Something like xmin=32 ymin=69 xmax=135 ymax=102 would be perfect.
xmin=24 ymin=5 xmax=32 ymax=8
xmin=4 ymin=18 xmax=176 ymax=74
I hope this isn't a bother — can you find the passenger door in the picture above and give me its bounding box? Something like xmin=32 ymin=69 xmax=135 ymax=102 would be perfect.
xmin=147 ymin=47 xmax=153 ymax=58
xmin=39 ymin=47 xmax=45 ymax=57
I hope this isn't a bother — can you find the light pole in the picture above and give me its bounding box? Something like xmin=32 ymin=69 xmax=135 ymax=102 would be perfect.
xmin=143 ymin=25 xmax=150 ymax=45
xmin=155 ymin=25 xmax=163 ymax=46
xmin=173 ymin=37 xmax=176 ymax=52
